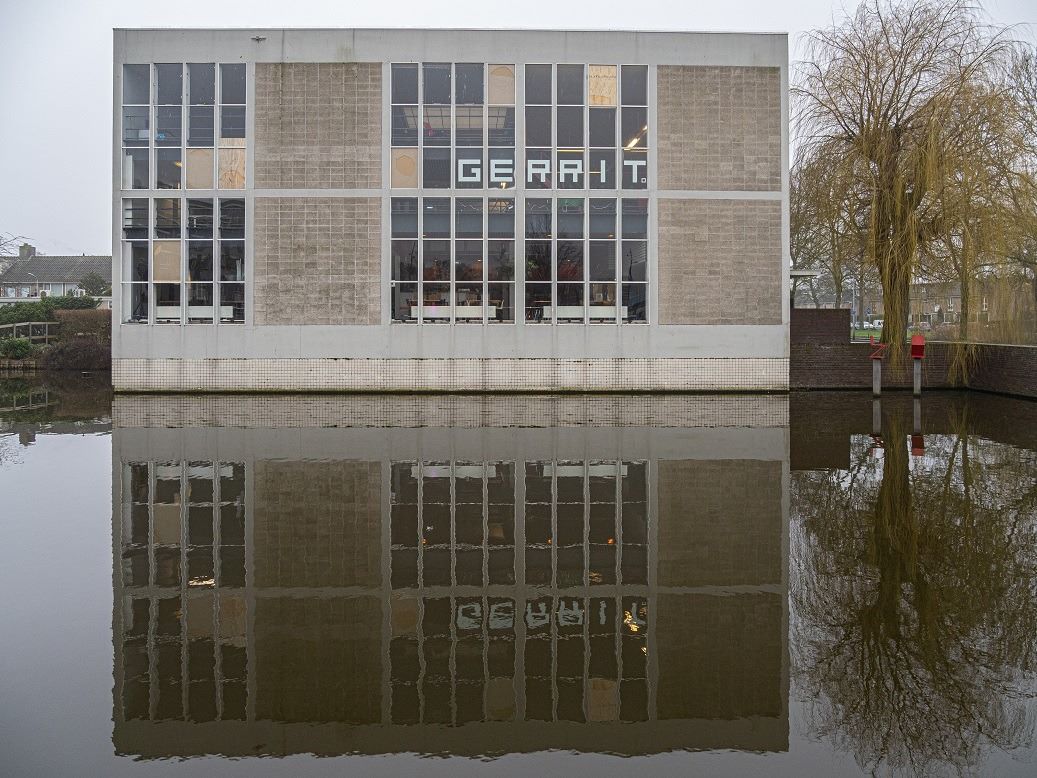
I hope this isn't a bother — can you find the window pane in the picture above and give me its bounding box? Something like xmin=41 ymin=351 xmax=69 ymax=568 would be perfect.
xmin=589 ymin=242 xmax=616 ymax=280
xmin=155 ymin=106 xmax=182 ymax=146
xmin=422 ymin=106 xmax=450 ymax=145
xmin=455 ymin=63 xmax=483 ymax=104
xmin=589 ymin=199 xmax=616 ymax=238
xmin=187 ymin=284 xmax=214 ymax=323
xmin=621 ymin=65 xmax=648 ymax=105
xmin=557 ymin=284 xmax=584 ymax=317
xmin=391 ymin=149 xmax=418 ymax=188
xmin=455 ymin=107 xmax=483 ymax=146
xmin=455 ymin=284 xmax=483 ymax=319
xmin=557 ymin=65 xmax=584 ymax=105
xmin=525 ymin=65 xmax=552 ymax=105
xmin=455 ymin=199 xmax=483 ymax=238
xmin=422 ymin=283 xmax=450 ymax=313
xmin=188 ymin=200 xmax=213 ymax=238
xmin=525 ymin=241 xmax=550 ymax=281
xmin=155 ymin=283 xmax=182 ymax=322
xmin=186 ymin=148 xmax=214 ymax=189
xmin=556 ymin=242 xmax=583 ymax=281
xmin=455 ymin=241 xmax=483 ymax=281
xmin=122 ymin=199 xmax=149 ymax=239
xmin=218 ymin=149 xmax=245 ymax=188
xmin=423 ymin=63 xmax=451 ymax=104
xmin=122 ymin=107 xmax=149 ymax=146
xmin=589 ymin=150 xmax=615 ymax=189
xmin=487 ymin=148 xmax=515 ymax=189
xmin=220 ymin=106 xmax=245 ymax=142
xmin=487 ymin=241 xmax=514 ymax=280
xmin=155 ymin=199 xmax=181 ymax=238
xmin=153 ymin=241 xmax=181 ymax=280
xmin=392 ymin=64 xmax=419 ymax=104
xmin=622 ymin=108 xmax=648 ymax=149
xmin=557 ymin=199 xmax=585 ymax=239
xmin=392 ymin=282 xmax=418 ymax=322
xmin=557 ymin=150 xmax=584 ymax=189
xmin=219 ymin=283 xmax=245 ymax=322
xmin=422 ymin=149 xmax=450 ymax=188
xmin=525 ymin=148 xmax=551 ymax=189
xmin=422 ymin=198 xmax=450 ymax=238
xmin=622 ymin=149 xmax=647 ymax=189
xmin=589 ymin=108 xmax=615 ymax=147
xmin=623 ymin=284 xmax=647 ymax=321
xmin=391 ymin=198 xmax=418 ymax=237
xmin=123 ymin=149 xmax=149 ymax=189
xmin=589 ymin=283 xmax=618 ymax=313
xmin=488 ymin=282 xmax=514 ymax=322
xmin=589 ymin=65 xmax=617 ymax=106
xmin=123 ymin=64 xmax=150 ymax=104
xmin=487 ymin=65 xmax=515 ymax=105
xmin=219 ymin=199 xmax=245 ymax=238
xmin=487 ymin=107 xmax=515 ymax=146
xmin=621 ymin=242 xmax=647 ymax=281
xmin=219 ymin=242 xmax=245 ymax=281
xmin=557 ymin=106 xmax=583 ymax=148
xmin=392 ymin=240 xmax=418 ymax=281
xmin=622 ymin=199 xmax=648 ymax=238
xmin=525 ymin=283 xmax=551 ymax=322
xmin=156 ymin=149 xmax=182 ymax=189
xmin=220 ymin=64 xmax=246 ymax=104
xmin=188 ymin=63 xmax=216 ymax=105
xmin=525 ymin=200 xmax=552 ymax=238
xmin=488 ymin=199 xmax=514 ymax=238
xmin=156 ymin=64 xmax=183 ymax=104
xmin=189 ymin=106 xmax=215 ymax=147
xmin=124 ymin=283 xmax=149 ymax=322
xmin=123 ymin=241 xmax=149 ymax=282
xmin=188 ymin=242 xmax=214 ymax=281
xmin=423 ymin=240 xmax=450 ymax=281
xmin=525 ymin=106 xmax=551 ymax=147
xmin=391 ymin=106 xmax=418 ymax=146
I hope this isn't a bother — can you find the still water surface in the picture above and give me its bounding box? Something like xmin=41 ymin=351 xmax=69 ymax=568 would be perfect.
xmin=1 ymin=376 xmax=1035 ymax=777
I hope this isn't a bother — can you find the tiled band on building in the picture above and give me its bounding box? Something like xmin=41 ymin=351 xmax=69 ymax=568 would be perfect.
xmin=112 ymin=29 xmax=789 ymax=391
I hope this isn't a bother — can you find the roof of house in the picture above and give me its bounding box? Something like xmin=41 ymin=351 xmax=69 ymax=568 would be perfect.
xmin=0 ymin=255 xmax=111 ymax=285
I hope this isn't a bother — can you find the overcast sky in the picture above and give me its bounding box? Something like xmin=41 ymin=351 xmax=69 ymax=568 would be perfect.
xmin=1 ymin=0 xmax=1034 ymax=256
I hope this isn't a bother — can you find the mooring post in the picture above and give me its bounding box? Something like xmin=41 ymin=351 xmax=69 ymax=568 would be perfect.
xmin=910 ymin=334 xmax=925 ymax=397
xmin=913 ymin=360 xmax=922 ymax=397
xmin=873 ymin=398 xmax=882 ymax=437
xmin=872 ymin=358 xmax=882 ymax=397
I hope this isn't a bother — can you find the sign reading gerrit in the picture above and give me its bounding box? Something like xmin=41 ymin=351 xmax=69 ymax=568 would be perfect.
xmin=389 ymin=63 xmax=649 ymax=190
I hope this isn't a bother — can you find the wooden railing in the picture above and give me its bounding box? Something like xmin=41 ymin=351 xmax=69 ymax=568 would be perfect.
xmin=0 ymin=321 xmax=58 ymax=344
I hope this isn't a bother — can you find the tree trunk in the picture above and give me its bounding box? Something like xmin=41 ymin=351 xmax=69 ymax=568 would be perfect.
xmin=959 ymin=281 xmax=971 ymax=342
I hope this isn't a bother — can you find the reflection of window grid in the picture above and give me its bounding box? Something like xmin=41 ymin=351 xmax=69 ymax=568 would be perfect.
xmin=387 ymin=458 xmax=650 ymax=724
xmin=390 ymin=197 xmax=516 ymax=324
xmin=119 ymin=460 xmax=248 ymax=723
xmin=120 ymin=62 xmax=246 ymax=325
xmin=524 ymin=197 xmax=649 ymax=324
xmin=390 ymin=63 xmax=516 ymax=190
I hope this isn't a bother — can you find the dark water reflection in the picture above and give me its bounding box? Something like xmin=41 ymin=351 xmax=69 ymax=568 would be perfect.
xmin=1 ymin=378 xmax=1036 ymax=776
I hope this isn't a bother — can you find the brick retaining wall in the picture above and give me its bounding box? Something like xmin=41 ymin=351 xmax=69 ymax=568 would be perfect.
xmin=790 ymin=309 xmax=1036 ymax=399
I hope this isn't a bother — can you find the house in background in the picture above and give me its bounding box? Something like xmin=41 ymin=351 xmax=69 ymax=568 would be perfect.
xmin=0 ymin=244 xmax=113 ymax=309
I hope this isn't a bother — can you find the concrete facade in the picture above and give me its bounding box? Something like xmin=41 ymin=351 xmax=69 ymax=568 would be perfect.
xmin=112 ymin=29 xmax=790 ymax=391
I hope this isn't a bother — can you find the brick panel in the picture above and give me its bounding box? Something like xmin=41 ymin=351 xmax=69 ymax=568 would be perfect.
xmin=254 ymin=62 xmax=381 ymax=189
xmin=658 ymin=199 xmax=782 ymax=325
xmin=656 ymin=459 xmax=783 ymax=587
xmin=254 ymin=196 xmax=381 ymax=325
xmin=253 ymin=460 xmax=382 ymax=588
xmin=657 ymin=66 xmax=781 ymax=192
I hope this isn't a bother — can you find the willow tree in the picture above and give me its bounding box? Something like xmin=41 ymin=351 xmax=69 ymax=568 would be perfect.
xmin=795 ymin=0 xmax=1015 ymax=357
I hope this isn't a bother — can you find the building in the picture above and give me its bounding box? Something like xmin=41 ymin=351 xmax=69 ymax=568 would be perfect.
xmin=0 ymin=244 xmax=112 ymax=308
xmin=111 ymin=394 xmax=788 ymax=757
xmin=112 ymin=29 xmax=789 ymax=392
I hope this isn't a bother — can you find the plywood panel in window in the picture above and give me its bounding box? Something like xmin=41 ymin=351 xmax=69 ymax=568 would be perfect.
xmin=153 ymin=241 xmax=182 ymax=282
xmin=391 ymin=149 xmax=418 ymax=188
xmin=488 ymin=65 xmax=515 ymax=105
xmin=589 ymin=65 xmax=617 ymax=106
xmin=218 ymin=149 xmax=246 ymax=189
xmin=186 ymin=148 xmax=214 ymax=189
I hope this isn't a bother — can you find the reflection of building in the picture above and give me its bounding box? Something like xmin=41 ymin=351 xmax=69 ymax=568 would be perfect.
xmin=112 ymin=396 xmax=788 ymax=757
xmin=112 ymin=29 xmax=789 ymax=391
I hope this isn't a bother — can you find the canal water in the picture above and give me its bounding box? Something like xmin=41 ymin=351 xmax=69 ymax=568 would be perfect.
xmin=1 ymin=375 xmax=1035 ymax=777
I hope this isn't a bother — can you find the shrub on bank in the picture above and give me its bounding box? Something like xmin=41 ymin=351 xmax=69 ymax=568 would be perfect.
xmin=0 ymin=295 xmax=100 ymax=326
xmin=0 ymin=338 xmax=36 ymax=360
xmin=38 ymin=338 xmax=110 ymax=371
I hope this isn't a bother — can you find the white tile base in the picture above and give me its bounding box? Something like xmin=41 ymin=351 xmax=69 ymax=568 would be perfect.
xmin=113 ymin=357 xmax=790 ymax=393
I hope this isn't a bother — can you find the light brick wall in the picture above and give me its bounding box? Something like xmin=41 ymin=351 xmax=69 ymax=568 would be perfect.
xmin=254 ymin=197 xmax=381 ymax=325
xmin=656 ymin=459 xmax=783 ymax=587
xmin=253 ymin=460 xmax=382 ymax=588
xmin=254 ymin=62 xmax=382 ymax=189
xmin=658 ymin=199 xmax=782 ymax=325
xmin=657 ymin=66 xmax=781 ymax=192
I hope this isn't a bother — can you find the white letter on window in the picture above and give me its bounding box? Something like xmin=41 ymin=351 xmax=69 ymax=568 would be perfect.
xmin=559 ymin=159 xmax=582 ymax=183
xmin=527 ymin=158 xmax=551 ymax=185
xmin=489 ymin=158 xmax=514 ymax=184
xmin=596 ymin=158 xmax=608 ymax=182
xmin=457 ymin=158 xmax=482 ymax=184
xmin=623 ymin=159 xmax=647 ymax=184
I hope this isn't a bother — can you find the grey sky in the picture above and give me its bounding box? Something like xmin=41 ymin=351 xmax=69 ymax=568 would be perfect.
xmin=1 ymin=0 xmax=1034 ymax=256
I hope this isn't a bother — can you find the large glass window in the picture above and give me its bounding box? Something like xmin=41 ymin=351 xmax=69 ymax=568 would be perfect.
xmin=392 ymin=196 xmax=515 ymax=324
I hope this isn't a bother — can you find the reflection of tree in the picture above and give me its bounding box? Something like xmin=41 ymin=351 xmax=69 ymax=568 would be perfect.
xmin=792 ymin=406 xmax=1037 ymax=774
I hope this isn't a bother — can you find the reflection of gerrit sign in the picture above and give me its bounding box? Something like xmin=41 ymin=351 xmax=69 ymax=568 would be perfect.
xmin=455 ymin=157 xmax=648 ymax=187
xmin=455 ymin=598 xmax=648 ymax=632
